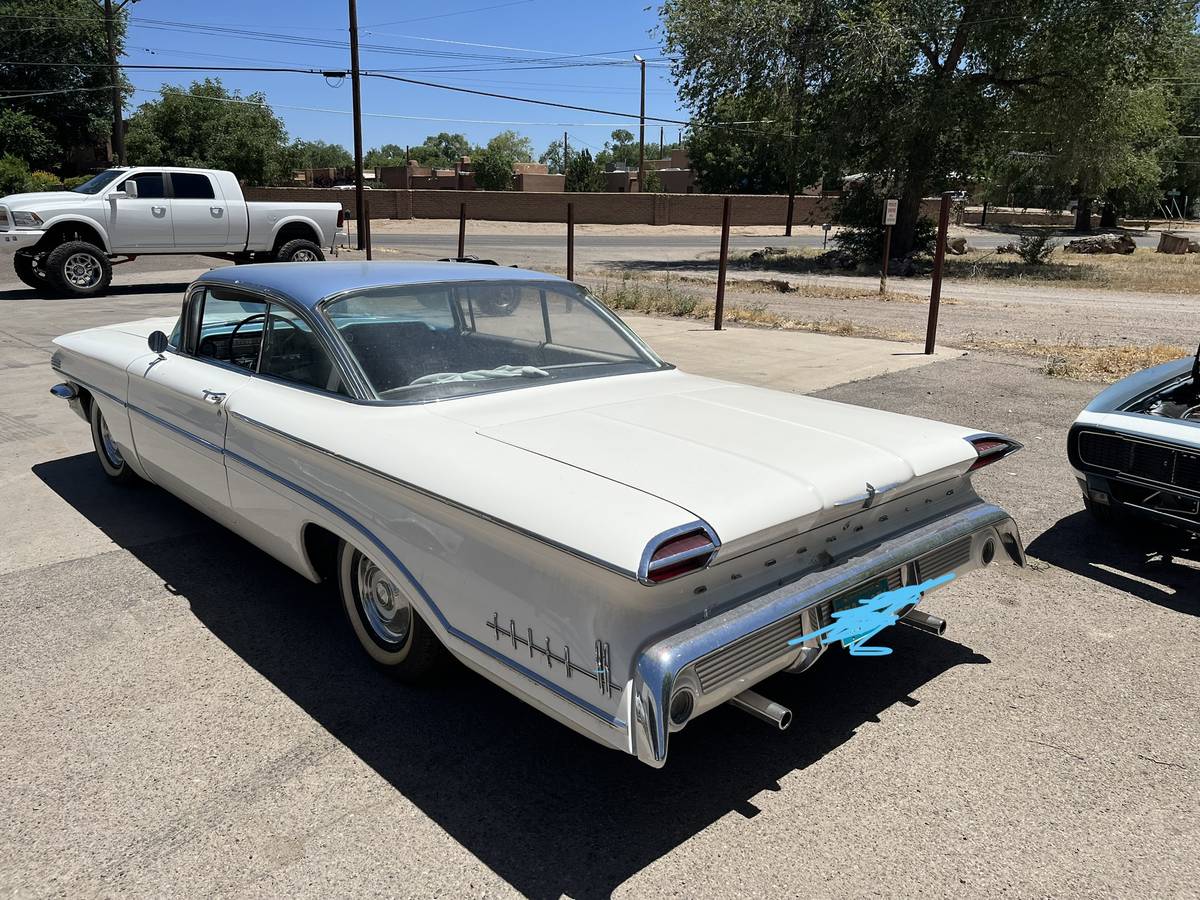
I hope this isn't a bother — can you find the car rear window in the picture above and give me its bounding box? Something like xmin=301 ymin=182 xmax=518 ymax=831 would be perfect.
xmin=171 ymin=173 xmax=216 ymax=200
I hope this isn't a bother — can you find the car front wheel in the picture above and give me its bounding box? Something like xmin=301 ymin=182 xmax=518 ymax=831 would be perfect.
xmin=337 ymin=540 xmax=447 ymax=680
xmin=89 ymin=400 xmax=138 ymax=484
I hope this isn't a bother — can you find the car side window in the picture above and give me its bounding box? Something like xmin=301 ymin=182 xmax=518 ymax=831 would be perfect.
xmin=194 ymin=288 xmax=269 ymax=372
xmin=119 ymin=171 xmax=166 ymax=199
xmin=170 ymin=173 xmax=215 ymax=200
xmin=259 ymin=306 xmax=348 ymax=396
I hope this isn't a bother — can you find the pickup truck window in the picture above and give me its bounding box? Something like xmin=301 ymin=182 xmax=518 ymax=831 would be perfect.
xmin=118 ymin=172 xmax=166 ymax=199
xmin=70 ymin=169 xmax=124 ymax=195
xmin=171 ymin=173 xmax=215 ymax=200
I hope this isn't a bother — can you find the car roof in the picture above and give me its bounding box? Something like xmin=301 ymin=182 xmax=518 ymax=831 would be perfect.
xmin=194 ymin=260 xmax=569 ymax=309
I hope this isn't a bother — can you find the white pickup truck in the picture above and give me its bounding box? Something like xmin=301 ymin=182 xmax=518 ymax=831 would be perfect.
xmin=0 ymin=166 xmax=345 ymax=297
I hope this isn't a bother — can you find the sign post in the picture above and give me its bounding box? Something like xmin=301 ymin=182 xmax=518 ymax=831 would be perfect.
xmin=880 ymin=199 xmax=898 ymax=295
xmin=821 ymin=222 xmax=831 ymax=249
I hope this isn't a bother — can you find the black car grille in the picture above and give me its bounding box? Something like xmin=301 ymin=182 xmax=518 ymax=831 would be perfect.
xmin=1078 ymin=431 xmax=1200 ymax=493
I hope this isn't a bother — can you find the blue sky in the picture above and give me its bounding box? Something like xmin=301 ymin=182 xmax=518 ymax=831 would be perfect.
xmin=122 ymin=0 xmax=687 ymax=159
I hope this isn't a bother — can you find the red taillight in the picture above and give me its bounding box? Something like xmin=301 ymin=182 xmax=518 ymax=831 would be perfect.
xmin=337 ymin=208 xmax=346 ymax=228
xmin=968 ymin=435 xmax=1020 ymax=471
xmin=643 ymin=528 xmax=717 ymax=584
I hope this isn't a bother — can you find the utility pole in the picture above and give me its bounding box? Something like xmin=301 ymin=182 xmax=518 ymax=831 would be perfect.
xmin=348 ymin=0 xmax=369 ymax=253
xmin=92 ymin=0 xmax=134 ymax=166
xmin=659 ymin=125 xmax=664 ymax=158
xmin=563 ymin=131 xmax=568 ymax=175
xmin=633 ymin=55 xmax=646 ymax=192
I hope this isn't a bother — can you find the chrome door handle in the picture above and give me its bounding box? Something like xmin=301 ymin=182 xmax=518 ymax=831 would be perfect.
xmin=210 ymin=206 xmax=224 ymax=216
xmin=202 ymin=389 xmax=226 ymax=405
xmin=151 ymin=205 xmax=166 ymax=215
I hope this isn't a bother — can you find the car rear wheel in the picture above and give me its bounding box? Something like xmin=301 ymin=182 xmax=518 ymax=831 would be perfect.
xmin=45 ymin=241 xmax=112 ymax=297
xmin=337 ymin=540 xmax=447 ymax=680
xmin=13 ymin=251 xmax=49 ymax=291
xmin=275 ymin=239 xmax=324 ymax=263
xmin=89 ymin=400 xmax=138 ymax=484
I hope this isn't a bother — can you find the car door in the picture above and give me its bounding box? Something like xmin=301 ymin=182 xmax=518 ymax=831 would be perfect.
xmin=127 ymin=286 xmax=269 ymax=518
xmin=168 ymin=171 xmax=232 ymax=251
xmin=104 ymin=171 xmax=173 ymax=250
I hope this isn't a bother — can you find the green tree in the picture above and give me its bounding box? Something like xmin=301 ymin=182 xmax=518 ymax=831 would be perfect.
xmin=606 ymin=128 xmax=638 ymax=167
xmin=365 ymin=143 xmax=407 ymax=167
xmin=406 ymin=132 xmax=472 ymax=168
xmin=472 ymin=130 xmax=534 ymax=191
xmin=539 ymin=139 xmax=565 ymax=174
xmin=125 ymin=79 xmax=289 ymax=185
xmin=0 ymin=0 xmax=130 ymax=171
xmin=683 ymin=93 xmax=792 ymax=193
xmin=565 ymin=148 xmax=605 ymax=192
xmin=662 ymin=0 xmax=1198 ymax=254
xmin=283 ymin=139 xmax=353 ymax=171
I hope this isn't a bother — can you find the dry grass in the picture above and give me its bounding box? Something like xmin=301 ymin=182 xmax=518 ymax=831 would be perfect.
xmin=945 ymin=246 xmax=1200 ymax=293
xmin=592 ymin=273 xmax=919 ymax=342
xmin=965 ymin=339 xmax=1191 ymax=382
xmin=735 ymin=242 xmax=1200 ymax=294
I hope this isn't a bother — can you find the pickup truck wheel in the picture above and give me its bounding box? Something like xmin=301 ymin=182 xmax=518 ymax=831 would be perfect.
xmin=338 ymin=540 xmax=447 ymax=680
xmin=89 ymin=401 xmax=138 ymax=484
xmin=45 ymin=241 xmax=112 ymax=297
xmin=275 ymin=239 xmax=324 ymax=263
xmin=13 ymin=252 xmax=49 ymax=290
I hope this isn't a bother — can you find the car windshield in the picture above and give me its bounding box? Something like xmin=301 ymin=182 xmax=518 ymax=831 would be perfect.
xmin=322 ymin=279 xmax=666 ymax=401
xmin=70 ymin=169 xmax=126 ymax=195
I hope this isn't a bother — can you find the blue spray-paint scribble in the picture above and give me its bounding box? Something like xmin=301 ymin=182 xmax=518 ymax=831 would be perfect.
xmin=787 ymin=572 xmax=956 ymax=656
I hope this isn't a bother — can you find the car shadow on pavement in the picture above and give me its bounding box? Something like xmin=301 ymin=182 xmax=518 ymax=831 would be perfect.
xmin=35 ymin=453 xmax=992 ymax=900
xmin=1027 ymin=510 xmax=1199 ymax=617
xmin=0 ymin=281 xmax=191 ymax=302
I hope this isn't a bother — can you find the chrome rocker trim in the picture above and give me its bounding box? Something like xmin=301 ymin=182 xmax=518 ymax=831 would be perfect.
xmin=629 ymin=500 xmax=1024 ymax=768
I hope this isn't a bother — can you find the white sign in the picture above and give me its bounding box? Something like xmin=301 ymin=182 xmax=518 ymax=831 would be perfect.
xmin=883 ymin=199 xmax=899 ymax=226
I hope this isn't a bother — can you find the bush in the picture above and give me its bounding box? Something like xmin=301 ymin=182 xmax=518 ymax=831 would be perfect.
xmin=62 ymin=175 xmax=92 ymax=190
xmin=26 ymin=170 xmax=62 ymax=192
xmin=833 ymin=179 xmax=935 ymax=264
xmin=1017 ymin=232 xmax=1058 ymax=265
xmin=0 ymin=154 xmax=30 ymax=195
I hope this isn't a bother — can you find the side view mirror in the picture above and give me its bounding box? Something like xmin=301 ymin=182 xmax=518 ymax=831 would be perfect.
xmin=148 ymin=330 xmax=168 ymax=354
xmin=111 ymin=181 xmax=137 ymax=200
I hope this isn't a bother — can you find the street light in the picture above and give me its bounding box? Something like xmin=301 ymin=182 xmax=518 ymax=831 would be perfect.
xmin=633 ymin=54 xmax=646 ymax=193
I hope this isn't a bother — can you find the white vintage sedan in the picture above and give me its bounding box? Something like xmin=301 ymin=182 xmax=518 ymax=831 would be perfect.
xmin=49 ymin=261 xmax=1025 ymax=767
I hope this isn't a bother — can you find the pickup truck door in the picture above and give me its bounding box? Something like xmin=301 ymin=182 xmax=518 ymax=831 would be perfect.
xmin=168 ymin=171 xmax=233 ymax=251
xmin=104 ymin=171 xmax=173 ymax=250
xmin=127 ymin=288 xmax=269 ymax=518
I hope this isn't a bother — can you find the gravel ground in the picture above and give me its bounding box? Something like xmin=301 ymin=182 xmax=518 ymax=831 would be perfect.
xmin=0 ymin=264 xmax=1197 ymax=898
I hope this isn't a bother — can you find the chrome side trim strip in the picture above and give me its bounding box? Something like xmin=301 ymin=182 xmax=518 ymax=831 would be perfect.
xmin=128 ymin=405 xmax=223 ymax=455
xmin=222 ymin=447 xmax=623 ymax=728
xmin=227 ymin=410 xmax=639 ymax=581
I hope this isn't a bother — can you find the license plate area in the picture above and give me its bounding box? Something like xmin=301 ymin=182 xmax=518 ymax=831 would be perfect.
xmin=831 ymin=576 xmax=891 ymax=647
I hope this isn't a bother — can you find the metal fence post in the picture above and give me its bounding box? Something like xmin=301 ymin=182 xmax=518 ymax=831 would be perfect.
xmin=566 ymin=202 xmax=575 ymax=281
xmin=458 ymin=202 xmax=466 ymax=258
xmin=715 ymin=196 xmax=732 ymax=331
xmin=925 ymin=191 xmax=952 ymax=354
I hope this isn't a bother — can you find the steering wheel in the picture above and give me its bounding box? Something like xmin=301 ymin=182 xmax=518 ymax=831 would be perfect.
xmin=227 ymin=312 xmax=297 ymax=368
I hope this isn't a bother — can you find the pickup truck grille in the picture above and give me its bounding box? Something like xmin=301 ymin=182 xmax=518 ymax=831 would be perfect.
xmin=1078 ymin=430 xmax=1200 ymax=494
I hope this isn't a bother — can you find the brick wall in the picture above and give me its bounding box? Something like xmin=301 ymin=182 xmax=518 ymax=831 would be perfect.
xmin=245 ymin=186 xmax=948 ymax=227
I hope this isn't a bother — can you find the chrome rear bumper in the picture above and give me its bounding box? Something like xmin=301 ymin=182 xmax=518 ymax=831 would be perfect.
xmin=629 ymin=500 xmax=1023 ymax=767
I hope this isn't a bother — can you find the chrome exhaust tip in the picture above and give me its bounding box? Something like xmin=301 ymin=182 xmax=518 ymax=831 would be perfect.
xmin=900 ymin=608 xmax=946 ymax=636
xmin=50 ymin=383 xmax=77 ymax=401
xmin=729 ymin=689 xmax=792 ymax=730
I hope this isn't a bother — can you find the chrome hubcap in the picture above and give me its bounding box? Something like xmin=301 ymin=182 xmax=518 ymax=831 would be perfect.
xmin=64 ymin=253 xmax=102 ymax=289
xmin=99 ymin=414 xmax=123 ymax=466
xmin=357 ymin=554 xmax=411 ymax=644
xmin=291 ymin=249 xmax=318 ymax=262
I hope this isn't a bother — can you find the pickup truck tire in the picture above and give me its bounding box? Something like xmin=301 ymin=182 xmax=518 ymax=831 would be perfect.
xmin=89 ymin=400 xmax=139 ymax=484
xmin=337 ymin=539 xmax=448 ymax=682
xmin=45 ymin=241 xmax=112 ymax=297
xmin=13 ymin=252 xmax=49 ymax=291
xmin=275 ymin=239 xmax=324 ymax=263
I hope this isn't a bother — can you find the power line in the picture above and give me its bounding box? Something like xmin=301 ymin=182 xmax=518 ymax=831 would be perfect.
xmin=0 ymin=84 xmax=115 ymax=101
xmin=361 ymin=0 xmax=534 ymax=28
